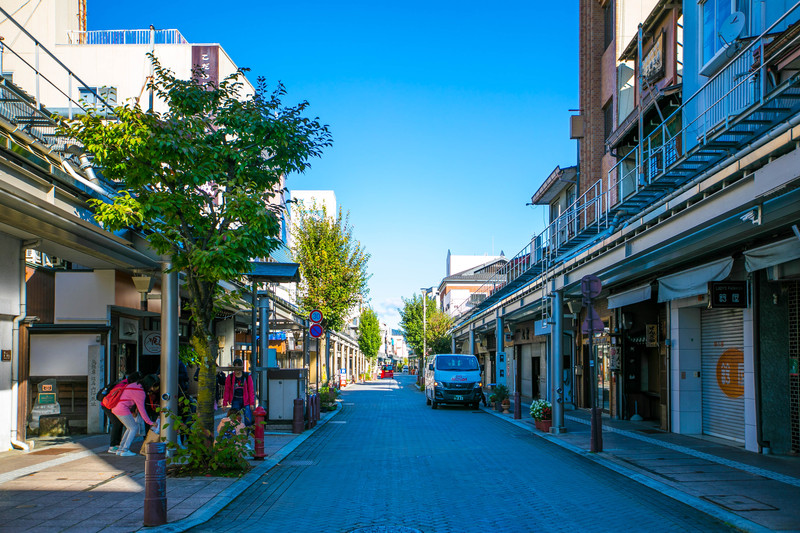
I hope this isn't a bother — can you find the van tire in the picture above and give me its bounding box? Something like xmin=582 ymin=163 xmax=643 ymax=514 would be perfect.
xmin=431 ymin=400 xmax=438 ymax=409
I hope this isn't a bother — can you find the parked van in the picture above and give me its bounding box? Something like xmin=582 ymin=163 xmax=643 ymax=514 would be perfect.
xmin=424 ymin=353 xmax=482 ymax=409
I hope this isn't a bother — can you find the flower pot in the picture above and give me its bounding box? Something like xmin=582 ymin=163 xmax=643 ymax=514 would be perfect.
xmin=501 ymin=400 xmax=511 ymax=414
xmin=535 ymin=419 xmax=552 ymax=433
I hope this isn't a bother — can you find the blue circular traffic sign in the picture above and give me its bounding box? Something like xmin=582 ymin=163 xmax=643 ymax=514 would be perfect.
xmin=309 ymin=309 xmax=323 ymax=323
xmin=309 ymin=323 xmax=324 ymax=338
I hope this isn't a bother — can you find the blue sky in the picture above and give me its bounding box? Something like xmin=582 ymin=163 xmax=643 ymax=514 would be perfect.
xmin=89 ymin=1 xmax=579 ymax=329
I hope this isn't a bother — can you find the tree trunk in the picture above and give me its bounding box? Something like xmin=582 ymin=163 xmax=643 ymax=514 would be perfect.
xmin=192 ymin=334 xmax=217 ymax=439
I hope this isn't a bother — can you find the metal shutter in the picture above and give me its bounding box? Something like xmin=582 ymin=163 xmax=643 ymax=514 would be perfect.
xmin=701 ymin=308 xmax=744 ymax=442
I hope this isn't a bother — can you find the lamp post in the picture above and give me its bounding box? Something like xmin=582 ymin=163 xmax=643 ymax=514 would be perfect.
xmin=420 ymin=286 xmax=435 ymax=384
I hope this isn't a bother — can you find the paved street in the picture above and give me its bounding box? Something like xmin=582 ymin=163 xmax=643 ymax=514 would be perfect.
xmin=191 ymin=375 xmax=732 ymax=533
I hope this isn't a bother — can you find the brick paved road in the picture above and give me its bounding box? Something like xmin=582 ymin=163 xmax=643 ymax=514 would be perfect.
xmin=191 ymin=375 xmax=733 ymax=533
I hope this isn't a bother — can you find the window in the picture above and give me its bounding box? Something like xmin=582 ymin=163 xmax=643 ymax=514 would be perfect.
xmin=702 ymin=0 xmax=733 ymax=65
xmin=604 ymin=1 xmax=614 ymax=50
xmin=79 ymin=86 xmax=117 ymax=108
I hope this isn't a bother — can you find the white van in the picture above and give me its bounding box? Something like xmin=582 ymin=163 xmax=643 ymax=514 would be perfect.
xmin=424 ymin=353 xmax=483 ymax=409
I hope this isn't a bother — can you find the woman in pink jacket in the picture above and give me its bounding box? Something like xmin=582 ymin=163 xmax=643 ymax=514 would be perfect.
xmin=112 ymin=374 xmax=158 ymax=456
xmin=223 ymin=358 xmax=255 ymax=414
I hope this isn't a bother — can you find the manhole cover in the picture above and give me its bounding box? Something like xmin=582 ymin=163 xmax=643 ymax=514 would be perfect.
xmin=30 ymin=447 xmax=81 ymax=455
xmin=350 ymin=526 xmax=422 ymax=533
xmin=702 ymin=495 xmax=777 ymax=511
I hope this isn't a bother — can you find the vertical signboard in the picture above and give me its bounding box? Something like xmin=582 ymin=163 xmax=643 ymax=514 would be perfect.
xmin=191 ymin=45 xmax=219 ymax=87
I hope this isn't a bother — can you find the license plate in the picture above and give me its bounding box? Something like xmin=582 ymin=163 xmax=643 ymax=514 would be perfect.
xmin=454 ymin=395 xmax=463 ymax=401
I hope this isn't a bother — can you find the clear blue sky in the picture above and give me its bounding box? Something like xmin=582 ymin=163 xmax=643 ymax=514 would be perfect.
xmin=89 ymin=1 xmax=579 ymax=330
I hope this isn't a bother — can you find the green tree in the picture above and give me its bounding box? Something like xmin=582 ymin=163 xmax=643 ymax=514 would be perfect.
xmin=357 ymin=308 xmax=381 ymax=362
xmin=62 ymin=56 xmax=331 ymax=436
xmin=291 ymin=203 xmax=370 ymax=333
xmin=399 ymin=294 xmax=452 ymax=359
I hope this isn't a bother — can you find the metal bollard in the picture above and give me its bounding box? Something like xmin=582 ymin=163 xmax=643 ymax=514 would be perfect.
xmin=143 ymin=442 xmax=167 ymax=527
xmin=311 ymin=394 xmax=318 ymax=427
xmin=253 ymin=406 xmax=266 ymax=460
xmin=292 ymin=398 xmax=304 ymax=434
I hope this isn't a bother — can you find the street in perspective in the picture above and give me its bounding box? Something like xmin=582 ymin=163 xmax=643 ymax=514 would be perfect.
xmin=190 ymin=375 xmax=735 ymax=533
xmin=0 ymin=1 xmax=800 ymax=532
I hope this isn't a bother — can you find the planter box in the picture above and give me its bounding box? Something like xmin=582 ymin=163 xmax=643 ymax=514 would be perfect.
xmin=534 ymin=419 xmax=552 ymax=433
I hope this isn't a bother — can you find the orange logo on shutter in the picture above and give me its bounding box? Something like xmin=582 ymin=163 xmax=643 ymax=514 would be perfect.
xmin=716 ymin=348 xmax=744 ymax=398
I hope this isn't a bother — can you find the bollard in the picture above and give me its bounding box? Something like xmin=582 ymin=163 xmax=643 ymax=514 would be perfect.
xmin=253 ymin=406 xmax=267 ymax=460
xmin=292 ymin=398 xmax=304 ymax=434
xmin=143 ymin=442 xmax=167 ymax=527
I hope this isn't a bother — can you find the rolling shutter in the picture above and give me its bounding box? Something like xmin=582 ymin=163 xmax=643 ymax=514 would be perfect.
xmin=701 ymin=308 xmax=744 ymax=442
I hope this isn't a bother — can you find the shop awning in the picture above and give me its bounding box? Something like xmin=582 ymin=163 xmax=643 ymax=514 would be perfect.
xmin=657 ymin=257 xmax=733 ymax=302
xmin=743 ymin=237 xmax=800 ymax=272
xmin=608 ymin=283 xmax=652 ymax=309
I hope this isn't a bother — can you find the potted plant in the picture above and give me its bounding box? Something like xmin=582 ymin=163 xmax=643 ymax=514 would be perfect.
xmin=488 ymin=393 xmax=497 ymax=409
xmin=530 ymin=399 xmax=552 ymax=432
xmin=493 ymin=384 xmax=510 ymax=413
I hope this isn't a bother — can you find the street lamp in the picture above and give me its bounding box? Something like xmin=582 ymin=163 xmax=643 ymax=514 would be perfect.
xmin=420 ymin=286 xmax=436 ymax=383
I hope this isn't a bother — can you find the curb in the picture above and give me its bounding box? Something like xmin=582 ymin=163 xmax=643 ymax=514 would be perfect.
xmin=479 ymin=407 xmax=772 ymax=533
xmin=142 ymin=407 xmax=343 ymax=532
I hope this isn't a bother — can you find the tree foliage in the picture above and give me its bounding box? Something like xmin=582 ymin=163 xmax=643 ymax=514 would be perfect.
xmin=399 ymin=294 xmax=452 ymax=359
xmin=291 ymin=203 xmax=370 ymax=332
xmin=357 ymin=308 xmax=381 ymax=362
xmin=61 ymin=55 xmax=331 ymax=434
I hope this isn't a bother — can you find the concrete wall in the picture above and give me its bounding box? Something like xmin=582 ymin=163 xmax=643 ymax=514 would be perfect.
xmin=0 ymin=232 xmax=21 ymax=451
xmin=54 ymin=270 xmax=114 ymax=323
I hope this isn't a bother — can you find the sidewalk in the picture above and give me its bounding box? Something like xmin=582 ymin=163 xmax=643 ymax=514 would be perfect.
xmin=484 ymin=402 xmax=800 ymax=533
xmin=0 ymin=408 xmax=341 ymax=533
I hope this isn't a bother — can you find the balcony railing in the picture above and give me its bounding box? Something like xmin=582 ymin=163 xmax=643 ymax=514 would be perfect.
xmin=0 ymin=7 xmax=115 ymax=155
xmin=66 ymin=29 xmax=188 ymax=46
xmin=606 ymin=2 xmax=800 ymax=218
xmin=464 ymin=1 xmax=800 ymax=319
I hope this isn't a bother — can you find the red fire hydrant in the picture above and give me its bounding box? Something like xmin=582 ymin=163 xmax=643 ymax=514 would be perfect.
xmin=253 ymin=406 xmax=267 ymax=461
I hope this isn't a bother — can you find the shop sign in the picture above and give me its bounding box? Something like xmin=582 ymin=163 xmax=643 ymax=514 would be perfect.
xmin=609 ymin=346 xmax=620 ymax=371
xmin=709 ymin=281 xmax=747 ymax=308
xmin=643 ymin=31 xmax=665 ymax=82
xmin=646 ymin=324 xmax=659 ymax=347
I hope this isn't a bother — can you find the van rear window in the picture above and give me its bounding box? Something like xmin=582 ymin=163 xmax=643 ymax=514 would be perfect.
xmin=436 ymin=356 xmax=479 ymax=371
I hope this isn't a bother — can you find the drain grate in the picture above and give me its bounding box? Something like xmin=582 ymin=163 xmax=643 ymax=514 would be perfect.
xmin=637 ymin=429 xmax=665 ymax=434
xmin=702 ymin=495 xmax=777 ymax=511
xmin=30 ymin=447 xmax=81 ymax=455
xmin=349 ymin=526 xmax=422 ymax=533
xmin=280 ymin=460 xmax=315 ymax=467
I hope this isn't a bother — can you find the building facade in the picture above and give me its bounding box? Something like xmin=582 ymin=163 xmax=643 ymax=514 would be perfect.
xmin=450 ymin=0 xmax=800 ymax=455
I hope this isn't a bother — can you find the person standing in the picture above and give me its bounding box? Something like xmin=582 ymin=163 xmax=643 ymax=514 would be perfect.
xmin=112 ymin=374 xmax=157 ymax=457
xmin=100 ymin=371 xmax=142 ymax=453
xmin=222 ymin=358 xmax=255 ymax=419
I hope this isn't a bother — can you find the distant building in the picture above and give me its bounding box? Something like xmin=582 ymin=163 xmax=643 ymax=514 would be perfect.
xmin=438 ymin=251 xmax=506 ymax=317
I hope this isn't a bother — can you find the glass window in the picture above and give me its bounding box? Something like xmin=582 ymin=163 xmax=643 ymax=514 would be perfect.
xmin=79 ymin=86 xmax=117 ymax=108
xmin=604 ymin=1 xmax=614 ymax=50
xmin=702 ymin=0 xmax=733 ymax=65
xmin=436 ymin=356 xmax=479 ymax=371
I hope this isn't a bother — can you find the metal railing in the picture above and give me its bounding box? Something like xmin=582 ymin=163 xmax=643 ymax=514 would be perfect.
xmin=464 ymin=2 xmax=800 ymax=318
xmin=0 ymin=6 xmax=115 ymax=155
xmin=607 ymin=1 xmax=800 ymax=210
xmin=66 ymin=29 xmax=187 ymax=45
